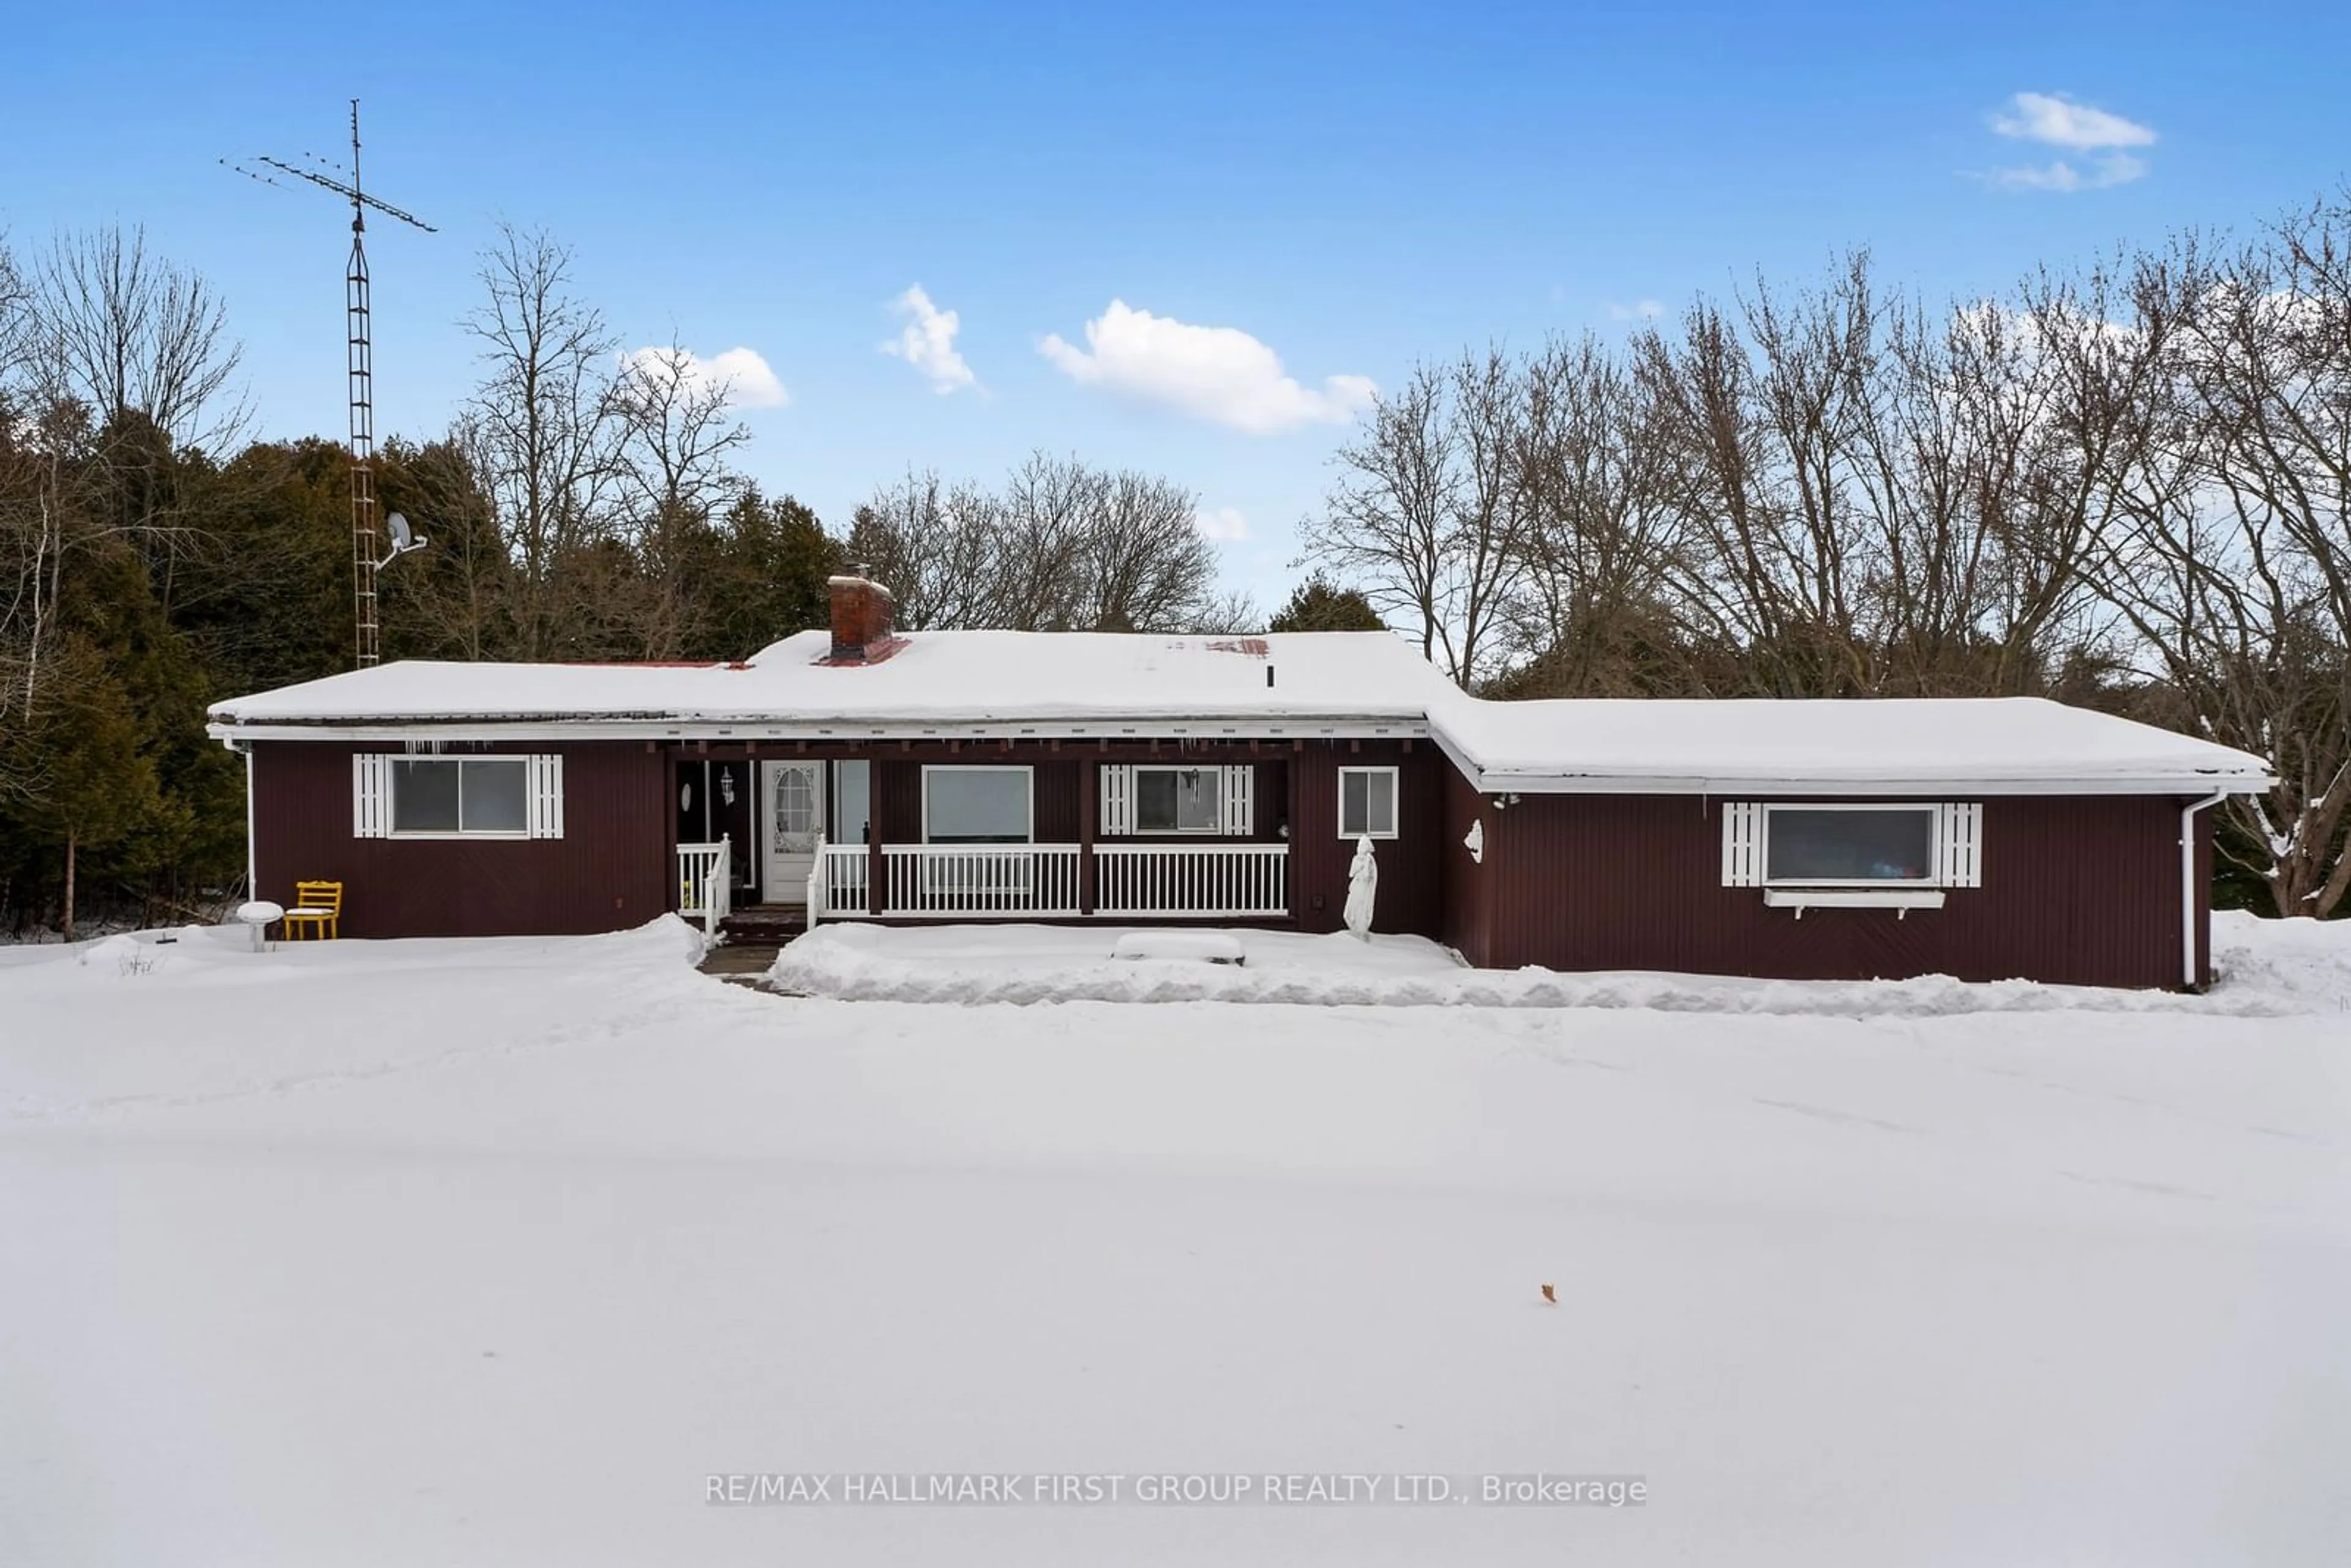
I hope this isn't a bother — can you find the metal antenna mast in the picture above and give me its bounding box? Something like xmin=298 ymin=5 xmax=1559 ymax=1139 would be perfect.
xmin=226 ymin=101 xmax=437 ymax=667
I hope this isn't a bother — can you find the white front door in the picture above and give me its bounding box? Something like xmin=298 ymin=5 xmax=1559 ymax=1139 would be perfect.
xmin=763 ymin=760 xmax=825 ymax=905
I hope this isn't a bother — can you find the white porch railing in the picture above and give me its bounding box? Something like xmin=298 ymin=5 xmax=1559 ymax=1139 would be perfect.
xmin=800 ymin=841 xmax=1290 ymax=921
xmin=810 ymin=841 xmax=871 ymax=921
xmin=1093 ymin=843 xmax=1288 ymax=918
xmin=883 ymin=844 xmax=1082 ymax=917
xmin=677 ymin=836 xmax=733 ymax=939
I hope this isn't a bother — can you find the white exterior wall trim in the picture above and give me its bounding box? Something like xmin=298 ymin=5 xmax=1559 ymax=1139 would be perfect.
xmin=1426 ymin=728 xmax=2274 ymax=801
xmin=209 ymin=715 xmax=1430 ymax=746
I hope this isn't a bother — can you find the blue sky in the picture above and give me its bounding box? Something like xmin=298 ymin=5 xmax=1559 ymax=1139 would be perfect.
xmin=5 ymin=0 xmax=2345 ymax=608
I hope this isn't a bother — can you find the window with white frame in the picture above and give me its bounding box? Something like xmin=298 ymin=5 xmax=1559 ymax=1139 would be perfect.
xmin=1337 ymin=765 xmax=1398 ymax=839
xmin=922 ymin=765 xmax=1032 ymax=844
xmin=1764 ymin=805 xmax=1936 ymax=885
xmin=1721 ymin=801 xmax=1981 ymax=889
xmin=393 ymin=757 xmax=527 ymax=836
xmin=1099 ymin=763 xmax=1254 ymax=836
xmin=354 ymin=753 xmax=563 ymax=839
xmin=1134 ymin=765 xmax=1222 ymax=834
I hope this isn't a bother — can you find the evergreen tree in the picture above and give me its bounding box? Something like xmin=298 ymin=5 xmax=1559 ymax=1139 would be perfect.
xmin=1267 ymin=576 xmax=1386 ymax=634
xmin=688 ymin=489 xmax=840 ymax=659
xmin=9 ymin=639 xmax=162 ymax=939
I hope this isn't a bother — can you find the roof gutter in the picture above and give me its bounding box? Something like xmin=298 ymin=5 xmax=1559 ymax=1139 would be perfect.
xmin=203 ymin=713 xmax=1433 ymax=745
xmin=1444 ymin=766 xmax=2276 ymax=800
xmin=1427 ymin=722 xmax=2284 ymax=800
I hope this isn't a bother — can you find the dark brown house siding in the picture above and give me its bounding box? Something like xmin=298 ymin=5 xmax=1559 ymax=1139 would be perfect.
xmin=858 ymin=743 xmax=1441 ymax=931
xmin=870 ymin=759 xmax=1083 ymax=842
xmin=1287 ymin=741 xmax=1447 ymax=939
xmin=1443 ymin=790 xmax=2210 ymax=989
xmin=1440 ymin=762 xmax=1495 ymax=964
xmin=250 ymin=740 xmax=669 ymax=939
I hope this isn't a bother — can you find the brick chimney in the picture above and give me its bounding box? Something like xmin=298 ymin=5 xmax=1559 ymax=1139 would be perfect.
xmin=827 ymin=569 xmax=898 ymax=663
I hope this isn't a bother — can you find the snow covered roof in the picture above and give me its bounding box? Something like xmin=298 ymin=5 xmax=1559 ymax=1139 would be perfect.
xmin=1431 ymin=694 xmax=2273 ymax=796
xmin=205 ymin=629 xmax=1447 ymax=737
xmin=207 ymin=630 xmax=2274 ymax=795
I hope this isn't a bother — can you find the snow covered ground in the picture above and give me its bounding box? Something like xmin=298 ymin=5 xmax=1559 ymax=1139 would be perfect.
xmin=2 ymin=916 xmax=2346 ymax=1565
xmin=772 ymin=909 xmax=2347 ymax=1015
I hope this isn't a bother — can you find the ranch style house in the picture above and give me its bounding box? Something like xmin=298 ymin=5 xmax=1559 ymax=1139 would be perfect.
xmin=206 ymin=573 xmax=2273 ymax=989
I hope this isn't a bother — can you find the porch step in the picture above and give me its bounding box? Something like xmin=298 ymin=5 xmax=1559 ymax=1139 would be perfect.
xmin=718 ymin=904 xmax=808 ymax=942
xmin=699 ymin=940 xmax=785 ymax=986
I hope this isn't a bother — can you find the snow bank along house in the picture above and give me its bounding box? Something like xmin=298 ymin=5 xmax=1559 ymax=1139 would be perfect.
xmin=206 ymin=572 xmax=2273 ymax=989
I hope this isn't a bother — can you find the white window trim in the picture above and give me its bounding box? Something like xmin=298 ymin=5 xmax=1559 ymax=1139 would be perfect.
xmin=1337 ymin=765 xmax=1400 ymax=841
xmin=1129 ymin=763 xmax=1227 ymax=836
xmin=1761 ymin=802 xmax=1940 ymax=888
xmin=386 ymin=755 xmax=535 ymax=841
xmin=1764 ymin=888 xmax=1948 ymax=915
xmin=920 ymin=764 xmax=1034 ymax=845
xmin=354 ymin=752 xmax=389 ymax=838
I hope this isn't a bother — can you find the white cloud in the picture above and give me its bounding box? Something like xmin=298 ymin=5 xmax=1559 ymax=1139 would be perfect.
xmin=1983 ymin=92 xmax=2156 ymax=193
xmin=1038 ymin=300 xmax=1376 ymax=434
xmin=1990 ymin=91 xmax=2158 ymax=152
xmin=880 ymin=285 xmax=976 ymax=394
xmin=1607 ymin=298 xmax=1666 ymax=322
xmin=1193 ymin=506 xmax=1250 ymax=542
xmin=1988 ymin=154 xmax=2148 ymax=193
xmin=624 ymin=343 xmax=789 ymax=408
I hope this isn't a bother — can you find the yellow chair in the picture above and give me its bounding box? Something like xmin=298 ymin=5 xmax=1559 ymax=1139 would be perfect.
xmin=280 ymin=880 xmax=344 ymax=941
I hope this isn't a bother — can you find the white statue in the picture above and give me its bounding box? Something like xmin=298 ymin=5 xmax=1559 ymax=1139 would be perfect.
xmin=1343 ymin=834 xmax=1379 ymax=940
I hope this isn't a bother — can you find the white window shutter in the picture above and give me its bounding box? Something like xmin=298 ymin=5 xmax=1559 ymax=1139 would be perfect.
xmin=1722 ymin=802 xmax=1761 ymax=887
xmin=528 ymin=754 xmax=565 ymax=839
xmin=353 ymin=753 xmax=389 ymax=838
xmin=1939 ymin=801 xmax=1981 ymax=888
xmin=1220 ymin=765 xmax=1253 ymax=835
xmin=1100 ymin=763 xmax=1132 ymax=836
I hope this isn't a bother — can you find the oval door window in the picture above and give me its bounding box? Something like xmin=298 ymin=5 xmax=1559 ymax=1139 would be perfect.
xmin=773 ymin=765 xmax=820 ymax=852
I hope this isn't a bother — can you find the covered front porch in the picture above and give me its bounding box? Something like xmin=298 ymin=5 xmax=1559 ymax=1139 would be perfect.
xmin=664 ymin=735 xmax=1417 ymax=930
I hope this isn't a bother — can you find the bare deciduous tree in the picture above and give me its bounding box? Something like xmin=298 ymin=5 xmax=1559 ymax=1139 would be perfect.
xmin=610 ymin=341 xmax=754 ymax=658
xmin=457 ymin=225 xmax=629 ymax=659
xmin=847 ymin=454 xmax=1226 ymax=634
xmin=2093 ymin=209 xmax=2351 ymax=915
xmin=1299 ymin=348 xmax=1540 ymax=689
xmin=1502 ymin=336 xmax=1692 ymax=695
xmin=31 ymin=225 xmax=246 ymax=451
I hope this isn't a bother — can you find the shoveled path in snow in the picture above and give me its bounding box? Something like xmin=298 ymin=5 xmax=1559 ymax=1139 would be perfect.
xmin=2 ymin=920 xmax=2345 ymax=1566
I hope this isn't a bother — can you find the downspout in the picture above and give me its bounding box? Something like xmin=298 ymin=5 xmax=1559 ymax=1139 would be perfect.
xmin=238 ymin=739 xmax=257 ymax=901
xmin=2180 ymin=791 xmax=2228 ymax=990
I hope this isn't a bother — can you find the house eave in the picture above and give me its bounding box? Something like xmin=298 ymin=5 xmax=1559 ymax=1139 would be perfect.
xmin=1450 ymin=766 xmax=2278 ymax=798
xmin=204 ymin=713 xmax=1434 ymax=745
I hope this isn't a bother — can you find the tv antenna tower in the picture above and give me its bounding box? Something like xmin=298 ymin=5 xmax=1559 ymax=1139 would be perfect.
xmin=225 ymin=100 xmax=437 ymax=667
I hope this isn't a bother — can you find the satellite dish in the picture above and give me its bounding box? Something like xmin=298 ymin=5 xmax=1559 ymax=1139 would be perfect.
xmin=375 ymin=511 xmax=430 ymax=569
